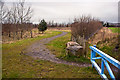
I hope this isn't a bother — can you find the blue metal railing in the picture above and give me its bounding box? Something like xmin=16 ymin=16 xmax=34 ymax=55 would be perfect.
xmin=90 ymin=45 xmax=120 ymax=80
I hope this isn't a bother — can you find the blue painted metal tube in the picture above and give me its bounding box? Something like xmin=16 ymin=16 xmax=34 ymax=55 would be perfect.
xmin=90 ymin=46 xmax=120 ymax=69
xmin=91 ymin=60 xmax=108 ymax=79
xmin=103 ymin=59 xmax=115 ymax=80
xmin=91 ymin=50 xmax=94 ymax=68
xmin=101 ymin=58 xmax=104 ymax=74
xmin=93 ymin=45 xmax=96 ymax=59
xmin=92 ymin=57 xmax=102 ymax=60
xmin=91 ymin=45 xmax=96 ymax=68
xmin=90 ymin=45 xmax=120 ymax=79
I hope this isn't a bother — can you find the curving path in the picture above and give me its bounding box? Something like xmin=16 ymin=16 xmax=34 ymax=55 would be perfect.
xmin=25 ymin=31 xmax=91 ymax=67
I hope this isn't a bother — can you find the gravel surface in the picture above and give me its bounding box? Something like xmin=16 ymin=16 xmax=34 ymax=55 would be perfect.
xmin=25 ymin=31 xmax=91 ymax=67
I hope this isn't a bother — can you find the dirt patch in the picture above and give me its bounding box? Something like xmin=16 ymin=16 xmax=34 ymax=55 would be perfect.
xmin=25 ymin=31 xmax=91 ymax=67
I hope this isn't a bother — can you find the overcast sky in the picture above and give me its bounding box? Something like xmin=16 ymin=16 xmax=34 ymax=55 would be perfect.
xmin=5 ymin=0 xmax=119 ymax=24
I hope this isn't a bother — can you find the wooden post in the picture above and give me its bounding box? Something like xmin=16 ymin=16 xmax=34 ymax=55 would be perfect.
xmin=21 ymin=30 xmax=23 ymax=39
xmin=13 ymin=32 xmax=15 ymax=40
xmin=8 ymin=30 xmax=11 ymax=37
xmin=16 ymin=31 xmax=18 ymax=40
xmin=85 ymin=41 xmax=88 ymax=57
xmin=30 ymin=30 xmax=33 ymax=38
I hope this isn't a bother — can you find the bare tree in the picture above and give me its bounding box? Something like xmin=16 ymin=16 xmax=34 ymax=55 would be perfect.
xmin=16 ymin=0 xmax=33 ymax=24
xmin=3 ymin=0 xmax=33 ymax=24
xmin=71 ymin=15 xmax=103 ymax=57
xmin=0 ymin=0 xmax=8 ymax=23
xmin=2 ymin=0 xmax=34 ymax=41
xmin=10 ymin=0 xmax=33 ymax=39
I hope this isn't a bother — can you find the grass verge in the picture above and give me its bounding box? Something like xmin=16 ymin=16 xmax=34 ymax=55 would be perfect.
xmin=109 ymin=27 xmax=120 ymax=33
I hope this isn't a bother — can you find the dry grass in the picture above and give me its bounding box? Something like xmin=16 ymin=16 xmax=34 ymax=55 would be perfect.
xmin=88 ymin=27 xmax=118 ymax=45
xmin=88 ymin=27 xmax=120 ymax=61
xmin=2 ymin=27 xmax=71 ymax=43
xmin=2 ymin=29 xmax=53 ymax=43
xmin=48 ymin=27 xmax=71 ymax=32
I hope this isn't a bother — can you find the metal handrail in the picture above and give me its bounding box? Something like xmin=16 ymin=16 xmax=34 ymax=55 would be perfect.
xmin=90 ymin=45 xmax=120 ymax=80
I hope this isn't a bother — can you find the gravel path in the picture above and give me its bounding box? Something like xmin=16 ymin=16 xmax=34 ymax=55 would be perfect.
xmin=25 ymin=31 xmax=91 ymax=67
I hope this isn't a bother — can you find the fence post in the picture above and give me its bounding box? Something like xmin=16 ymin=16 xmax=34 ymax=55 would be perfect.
xmin=93 ymin=45 xmax=96 ymax=58
xmin=101 ymin=58 xmax=104 ymax=74
xmin=91 ymin=45 xmax=96 ymax=68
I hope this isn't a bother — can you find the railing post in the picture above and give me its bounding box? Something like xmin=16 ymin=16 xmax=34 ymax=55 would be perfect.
xmin=91 ymin=45 xmax=96 ymax=68
xmin=90 ymin=45 xmax=120 ymax=79
xmin=93 ymin=45 xmax=96 ymax=58
xmin=91 ymin=49 xmax=93 ymax=68
xmin=101 ymin=58 xmax=104 ymax=74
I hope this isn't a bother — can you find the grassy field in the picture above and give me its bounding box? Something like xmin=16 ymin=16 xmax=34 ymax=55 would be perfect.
xmin=109 ymin=27 xmax=120 ymax=33
xmin=2 ymin=30 xmax=100 ymax=78
xmin=47 ymin=32 xmax=90 ymax=63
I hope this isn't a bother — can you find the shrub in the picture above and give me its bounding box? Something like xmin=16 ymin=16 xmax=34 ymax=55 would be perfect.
xmin=71 ymin=15 xmax=103 ymax=43
xmin=71 ymin=15 xmax=103 ymax=57
xmin=38 ymin=19 xmax=47 ymax=34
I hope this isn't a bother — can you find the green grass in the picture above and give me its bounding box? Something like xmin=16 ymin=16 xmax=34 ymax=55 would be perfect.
xmin=109 ymin=27 xmax=120 ymax=33
xmin=96 ymin=34 xmax=120 ymax=60
xmin=2 ymin=30 xmax=100 ymax=78
xmin=2 ymin=31 xmax=62 ymax=53
xmin=93 ymin=45 xmax=120 ymax=78
xmin=97 ymin=45 xmax=120 ymax=60
xmin=47 ymin=32 xmax=90 ymax=63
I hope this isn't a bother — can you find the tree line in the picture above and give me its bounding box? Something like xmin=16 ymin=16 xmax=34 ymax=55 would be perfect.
xmin=47 ymin=21 xmax=70 ymax=27
xmin=1 ymin=0 xmax=34 ymax=42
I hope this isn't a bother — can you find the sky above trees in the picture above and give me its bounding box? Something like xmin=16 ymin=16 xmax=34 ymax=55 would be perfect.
xmin=4 ymin=0 xmax=119 ymax=24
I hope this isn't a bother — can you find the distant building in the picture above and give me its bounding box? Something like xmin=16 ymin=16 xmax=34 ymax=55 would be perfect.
xmin=109 ymin=23 xmax=119 ymax=27
xmin=102 ymin=22 xmax=120 ymax=27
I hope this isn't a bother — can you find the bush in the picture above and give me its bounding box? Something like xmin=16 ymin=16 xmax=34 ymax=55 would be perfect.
xmin=38 ymin=19 xmax=47 ymax=33
xmin=71 ymin=15 xmax=103 ymax=44
xmin=71 ymin=15 xmax=103 ymax=57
